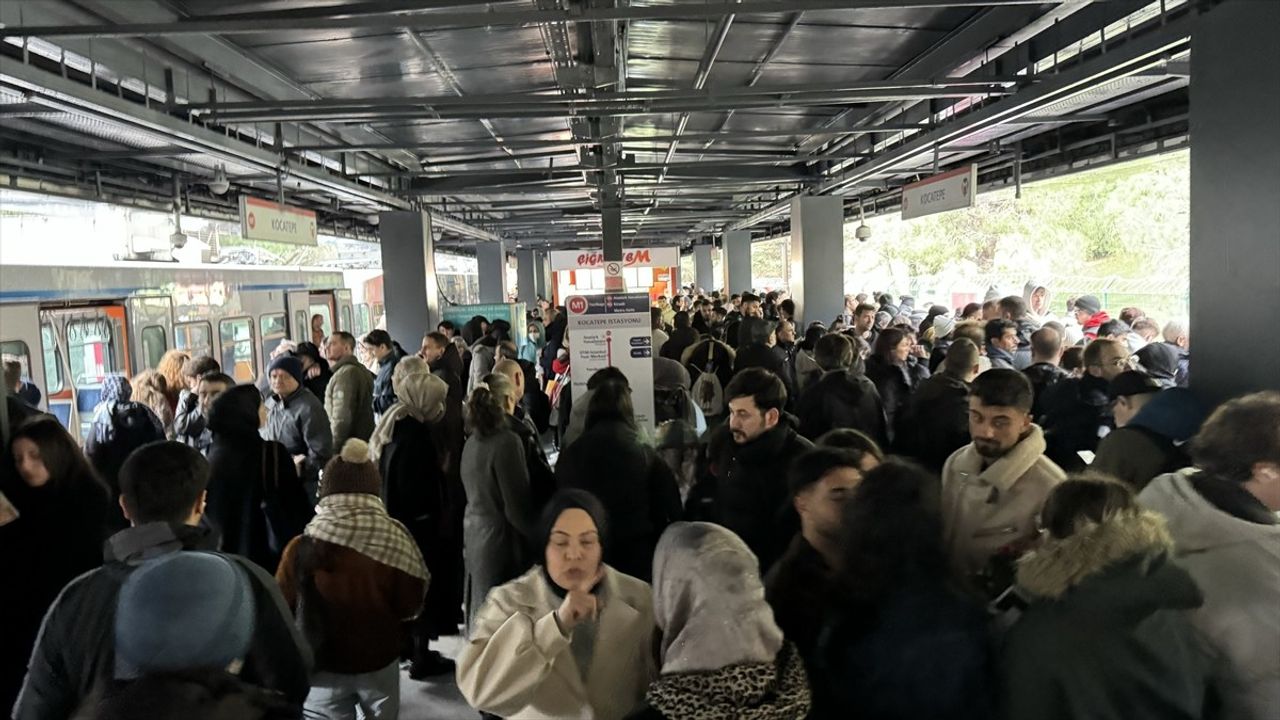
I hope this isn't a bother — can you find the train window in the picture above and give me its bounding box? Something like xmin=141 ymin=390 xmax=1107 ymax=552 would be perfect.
xmin=308 ymin=304 xmax=333 ymax=344
xmin=356 ymin=304 xmax=371 ymax=337
xmin=341 ymin=305 xmax=353 ymax=334
xmin=67 ymin=317 xmax=117 ymax=386
xmin=174 ymin=322 xmax=213 ymax=358
xmin=40 ymin=324 xmax=63 ymax=394
xmin=0 ymin=340 xmax=32 ymax=385
xmin=219 ymin=317 xmax=256 ymax=383
xmin=260 ymin=313 xmax=288 ymax=359
xmin=294 ymin=310 xmax=308 ymax=342
xmin=140 ymin=325 xmax=167 ymax=369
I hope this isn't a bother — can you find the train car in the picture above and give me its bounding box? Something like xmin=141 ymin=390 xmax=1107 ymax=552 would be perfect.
xmin=0 ymin=262 xmax=365 ymax=437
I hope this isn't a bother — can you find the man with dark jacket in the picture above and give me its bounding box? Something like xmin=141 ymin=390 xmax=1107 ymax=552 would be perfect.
xmin=1093 ymin=374 xmax=1205 ymax=491
xmin=733 ymin=318 xmax=796 ymax=404
xmin=1161 ymin=320 xmax=1191 ymax=387
xmin=998 ymin=295 xmax=1038 ymax=369
xmin=364 ymin=329 xmax=403 ymax=417
xmin=901 ymin=338 xmax=980 ymax=471
xmin=1038 ymin=338 xmax=1127 ymax=472
xmin=263 ymin=355 xmax=333 ymax=496
xmin=1023 ymin=327 xmax=1068 ymax=419
xmin=420 ymin=331 xmax=465 ymax=401
xmin=985 ymin=318 xmax=1019 ymax=370
xmin=794 ymin=333 xmax=887 ymax=447
xmin=688 ymin=368 xmax=813 ymax=571
xmin=13 ymin=442 xmax=311 ymax=720
xmin=325 ymin=331 xmax=375 ymax=449
xmin=173 ymin=356 xmax=221 ymax=450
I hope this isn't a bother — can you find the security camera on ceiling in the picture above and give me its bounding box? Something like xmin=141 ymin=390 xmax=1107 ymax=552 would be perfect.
xmin=208 ymin=165 xmax=230 ymax=196
xmin=854 ymin=198 xmax=872 ymax=242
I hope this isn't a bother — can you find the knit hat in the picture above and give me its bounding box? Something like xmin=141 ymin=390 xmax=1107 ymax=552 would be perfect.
xmin=1107 ymin=370 xmax=1162 ymax=401
xmin=115 ymin=552 xmax=254 ymax=680
xmin=1073 ymin=295 xmax=1102 ymax=315
xmin=984 ymin=285 xmax=1005 ymax=302
xmin=1135 ymin=342 xmax=1179 ymax=384
xmin=321 ymin=439 xmax=381 ymax=497
xmin=267 ymin=355 xmax=305 ymax=387
xmin=932 ymin=314 xmax=957 ymax=338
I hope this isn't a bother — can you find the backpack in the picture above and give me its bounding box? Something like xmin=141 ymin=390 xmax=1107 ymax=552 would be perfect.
xmin=689 ymin=343 xmax=725 ymax=417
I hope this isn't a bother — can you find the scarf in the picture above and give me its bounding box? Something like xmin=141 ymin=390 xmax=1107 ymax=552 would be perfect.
xmin=303 ymin=494 xmax=428 ymax=580
xmin=368 ymin=358 xmax=447 ymax=464
xmin=647 ymin=643 xmax=811 ymax=720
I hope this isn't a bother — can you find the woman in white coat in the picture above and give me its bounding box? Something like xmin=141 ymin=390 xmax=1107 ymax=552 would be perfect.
xmin=457 ymin=489 xmax=657 ymax=720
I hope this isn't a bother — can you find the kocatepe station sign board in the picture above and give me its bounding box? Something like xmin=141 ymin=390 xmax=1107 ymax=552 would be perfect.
xmin=565 ymin=292 xmax=655 ymax=429
xmin=239 ymin=195 xmax=319 ymax=246
xmin=900 ymin=164 xmax=978 ymax=221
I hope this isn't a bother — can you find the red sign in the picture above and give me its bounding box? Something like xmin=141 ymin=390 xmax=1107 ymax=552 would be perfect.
xmin=567 ymin=296 xmax=588 ymax=314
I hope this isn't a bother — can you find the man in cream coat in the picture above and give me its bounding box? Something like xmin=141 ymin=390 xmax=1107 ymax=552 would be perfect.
xmin=941 ymin=369 xmax=1065 ymax=597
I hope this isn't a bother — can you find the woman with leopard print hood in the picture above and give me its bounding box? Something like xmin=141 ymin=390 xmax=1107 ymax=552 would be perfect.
xmin=626 ymin=522 xmax=812 ymax=720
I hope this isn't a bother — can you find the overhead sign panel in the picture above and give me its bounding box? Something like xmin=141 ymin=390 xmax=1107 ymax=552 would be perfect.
xmin=549 ymin=246 xmax=679 ymax=271
xmin=565 ymin=292 xmax=655 ymax=430
xmin=900 ymin=164 xmax=978 ymax=221
xmin=239 ymin=195 xmax=318 ymax=246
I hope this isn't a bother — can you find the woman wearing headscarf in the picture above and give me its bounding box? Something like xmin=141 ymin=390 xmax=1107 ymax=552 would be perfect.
xmin=1000 ymin=475 xmax=1211 ymax=720
xmin=369 ymin=357 xmax=464 ymax=678
xmin=84 ymin=375 xmax=165 ymax=528
xmin=628 ymin=522 xmax=812 ymax=720
xmin=457 ymin=490 xmax=656 ymax=720
xmin=521 ymin=320 xmax=547 ymax=366
xmin=205 ymin=384 xmax=312 ymax=573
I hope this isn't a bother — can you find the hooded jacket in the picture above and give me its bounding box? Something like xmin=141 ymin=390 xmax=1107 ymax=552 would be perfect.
xmin=1023 ymin=361 xmax=1067 ymax=419
xmin=325 ymin=354 xmax=375 ymax=449
xmin=520 ymin=320 xmax=547 ymax=365
xmin=1092 ymin=389 xmax=1204 ymax=491
xmin=1002 ymin=511 xmax=1210 ymax=720
xmin=794 ymin=369 xmax=888 ymax=447
xmin=263 ymin=384 xmax=333 ymax=487
xmin=899 ymin=370 xmax=970 ymax=471
xmin=1140 ymin=471 xmax=1280 ymax=720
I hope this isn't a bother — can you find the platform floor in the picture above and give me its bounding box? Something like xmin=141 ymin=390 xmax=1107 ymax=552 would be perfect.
xmin=397 ymin=635 xmax=475 ymax=719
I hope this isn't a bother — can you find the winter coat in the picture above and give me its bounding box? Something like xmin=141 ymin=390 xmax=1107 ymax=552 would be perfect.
xmin=899 ymin=371 xmax=970 ymax=472
xmin=84 ymin=668 xmax=299 ymax=720
xmin=661 ymin=327 xmax=700 ymax=364
xmin=303 ymin=362 xmax=332 ymax=403
xmin=262 ymin=386 xmax=333 ymax=488
xmin=986 ymin=343 xmax=1016 ymax=371
xmin=864 ymin=355 xmax=930 ymax=445
xmin=173 ymin=389 xmax=212 ymax=453
xmin=941 ymin=425 xmax=1065 ymax=592
xmin=1092 ymin=389 xmax=1204 ymax=491
xmin=460 ymin=426 xmax=538 ymax=633
xmin=510 ymin=412 xmax=557 ymax=511
xmin=555 ymin=420 xmax=683 ymax=581
xmin=764 ymin=535 xmax=832 ymax=661
xmin=1163 ymin=342 xmax=1191 ymax=388
xmin=688 ymin=418 xmax=813 ymax=570
xmin=378 ymin=415 xmax=465 ymax=638
xmin=733 ymin=343 xmax=796 ymax=405
xmin=814 ymin=582 xmax=991 ymax=720
xmin=458 ymin=566 xmax=656 ymax=720
xmin=1023 ymin=361 xmax=1067 ymax=419
xmin=928 ymin=339 xmax=951 ymax=374
xmin=794 ymin=369 xmax=887 ymax=447
xmin=1081 ymin=310 xmax=1111 ymax=340
xmin=276 ymin=535 xmax=426 ymax=675
xmin=793 ymin=349 xmax=822 ymax=393
xmin=324 ymin=355 xmax=375 ymax=449
xmin=626 ymin=644 xmax=811 ymax=720
xmin=84 ymin=402 xmax=167 ymax=524
xmin=206 ymin=428 xmax=310 ymax=573
xmin=1001 ymin=511 xmax=1210 ymax=720
xmin=372 ymin=348 xmax=404 ymax=416
xmin=1037 ymin=373 xmax=1111 ymax=472
xmin=1140 ymin=471 xmax=1280 ymax=720
xmin=467 ymin=340 xmax=498 ymax=397
xmin=1012 ymin=319 xmax=1037 ymax=370
xmin=13 ymin=523 xmax=311 ymax=720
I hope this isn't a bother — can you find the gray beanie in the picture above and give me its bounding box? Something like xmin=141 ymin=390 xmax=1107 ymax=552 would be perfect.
xmin=932 ymin=314 xmax=957 ymax=338
xmin=115 ymin=552 xmax=255 ymax=680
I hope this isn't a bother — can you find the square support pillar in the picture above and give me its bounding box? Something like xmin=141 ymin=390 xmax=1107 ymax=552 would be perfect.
xmin=377 ymin=211 xmax=439 ymax=348
xmin=694 ymin=244 xmax=715 ymax=293
xmin=476 ymin=240 xmax=508 ymax=304
xmin=723 ymin=229 xmax=753 ymax=296
xmin=1189 ymin=0 xmax=1280 ymax=405
xmin=601 ymin=205 xmax=623 ymax=262
xmin=789 ymin=196 xmax=845 ymax=328
xmin=533 ymin=251 xmax=552 ymax=300
xmin=516 ymin=249 xmax=538 ymax=305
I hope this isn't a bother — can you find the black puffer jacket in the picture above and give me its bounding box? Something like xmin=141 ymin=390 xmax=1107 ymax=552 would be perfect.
xmin=1038 ymin=373 xmax=1111 ymax=472
xmin=1023 ymin=362 xmax=1068 ymax=419
xmin=898 ymin=371 xmax=970 ymax=471
xmin=864 ymin=355 xmax=930 ymax=445
xmin=794 ymin=369 xmax=887 ymax=447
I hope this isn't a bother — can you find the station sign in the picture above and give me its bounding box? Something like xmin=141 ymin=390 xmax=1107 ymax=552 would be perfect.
xmin=549 ymin=246 xmax=679 ymax=271
xmin=900 ymin=164 xmax=978 ymax=221
xmin=239 ymin=195 xmax=319 ymax=246
xmin=565 ymin=292 xmax=655 ymax=429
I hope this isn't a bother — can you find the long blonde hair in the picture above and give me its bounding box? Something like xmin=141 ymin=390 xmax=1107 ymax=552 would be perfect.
xmin=155 ymin=350 xmax=190 ymax=405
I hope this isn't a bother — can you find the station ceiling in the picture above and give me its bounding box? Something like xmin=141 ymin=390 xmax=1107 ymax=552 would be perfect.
xmin=0 ymin=0 xmax=1194 ymax=249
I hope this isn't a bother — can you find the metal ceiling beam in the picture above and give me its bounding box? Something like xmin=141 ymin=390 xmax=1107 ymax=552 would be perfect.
xmin=0 ymin=1 xmax=1098 ymax=39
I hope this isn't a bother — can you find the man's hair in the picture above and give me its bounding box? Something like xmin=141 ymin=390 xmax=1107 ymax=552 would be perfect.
xmin=1131 ymin=318 xmax=1160 ymax=339
xmin=984 ymin=318 xmax=1017 ymax=343
xmin=814 ymin=333 xmax=854 ymax=372
xmin=181 ymin=356 xmax=221 ymax=379
xmin=119 ymin=441 xmax=210 ymax=524
xmin=724 ymin=367 xmax=787 ymax=413
xmin=424 ymin=331 xmax=449 ymax=348
xmin=1083 ymin=338 xmax=1124 ymax=367
xmin=788 ymin=446 xmax=865 ymax=497
xmin=953 ymin=321 xmax=984 ymax=348
xmin=437 ymin=320 xmax=456 ymax=332
xmin=1163 ymin=320 xmax=1187 ymax=343
xmin=1097 ymin=319 xmax=1130 ymax=338
xmin=1191 ymin=391 xmax=1280 ymax=484
xmin=876 ymin=293 xmax=893 ymax=307
xmin=1061 ymin=346 xmax=1085 ymax=373
xmin=854 ymin=303 xmax=877 ymax=317
xmin=330 ymin=330 xmax=356 ymax=349
xmin=3 ymin=359 xmax=20 ymax=389
xmin=199 ymin=371 xmax=235 ymax=387
xmin=816 ymin=428 xmax=885 ymax=462
xmin=998 ymin=295 xmax=1028 ymax=320
xmin=779 ymin=299 xmax=796 ymax=317
xmin=741 ymin=292 xmax=761 ymax=305
xmin=969 ymin=368 xmax=1033 ymax=412
xmin=651 ymin=307 xmax=665 ymax=329
xmin=363 ymin=329 xmax=392 ymax=349
xmin=961 ymin=302 xmax=982 ymax=318
xmin=943 ymin=338 xmax=980 ymax=375
xmin=1030 ymin=327 xmax=1062 ymax=359
xmin=586 ymin=366 xmax=630 ymax=391
xmin=1119 ymin=307 xmax=1146 ymax=325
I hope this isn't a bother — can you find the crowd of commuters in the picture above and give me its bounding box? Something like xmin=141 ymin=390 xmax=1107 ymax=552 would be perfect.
xmin=0 ymin=280 xmax=1276 ymax=720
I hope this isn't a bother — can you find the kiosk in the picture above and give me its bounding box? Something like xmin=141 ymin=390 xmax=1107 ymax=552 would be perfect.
xmin=549 ymin=247 xmax=680 ymax=304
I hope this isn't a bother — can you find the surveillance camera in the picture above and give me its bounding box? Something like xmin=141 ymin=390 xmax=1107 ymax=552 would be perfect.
xmin=170 ymin=231 xmax=188 ymax=249
xmin=208 ymin=165 xmax=230 ymax=196
xmin=855 ymin=223 xmax=872 ymax=242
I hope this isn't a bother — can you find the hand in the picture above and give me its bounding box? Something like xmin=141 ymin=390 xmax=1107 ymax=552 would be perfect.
xmin=556 ymin=567 xmax=604 ymax=631
xmin=292 ymin=455 xmax=307 ymax=473
xmin=306 ymin=364 xmax=322 ymax=379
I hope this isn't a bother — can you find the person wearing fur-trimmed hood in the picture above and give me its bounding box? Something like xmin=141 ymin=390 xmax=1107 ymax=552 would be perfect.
xmin=999 ymin=474 xmax=1212 ymax=720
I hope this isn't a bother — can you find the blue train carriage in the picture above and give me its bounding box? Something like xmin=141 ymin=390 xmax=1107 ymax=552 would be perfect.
xmin=0 ymin=262 xmax=360 ymax=439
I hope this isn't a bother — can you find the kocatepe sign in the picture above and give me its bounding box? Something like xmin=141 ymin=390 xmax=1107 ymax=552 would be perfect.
xmin=565 ymin=292 xmax=656 ymax=429
xmin=239 ymin=195 xmax=319 ymax=246
xmin=549 ymin=246 xmax=680 ymax=271
xmin=900 ymin=164 xmax=978 ymax=221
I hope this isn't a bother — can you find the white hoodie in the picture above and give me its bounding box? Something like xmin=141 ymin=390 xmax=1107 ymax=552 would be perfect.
xmin=1140 ymin=470 xmax=1280 ymax=720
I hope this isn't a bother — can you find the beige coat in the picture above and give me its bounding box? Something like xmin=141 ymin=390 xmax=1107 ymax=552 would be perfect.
xmin=456 ymin=566 xmax=657 ymax=720
xmin=941 ymin=424 xmax=1065 ymax=582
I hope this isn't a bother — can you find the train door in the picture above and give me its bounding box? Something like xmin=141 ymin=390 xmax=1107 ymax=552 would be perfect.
xmin=335 ymin=289 xmax=354 ymax=334
xmin=286 ymin=290 xmax=312 ymax=343
xmin=126 ymin=296 xmax=174 ymax=372
xmin=40 ymin=305 xmax=130 ymax=439
xmin=0 ymin=303 xmax=48 ymax=410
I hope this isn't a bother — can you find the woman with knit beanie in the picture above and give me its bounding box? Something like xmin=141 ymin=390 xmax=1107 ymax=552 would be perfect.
xmin=276 ymin=438 xmax=429 ymax=720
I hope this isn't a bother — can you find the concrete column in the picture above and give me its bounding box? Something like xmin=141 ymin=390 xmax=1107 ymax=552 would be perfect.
xmin=789 ymin=196 xmax=845 ymax=328
xmin=723 ymin=229 xmax=753 ymax=296
xmin=693 ymin=243 xmax=715 ymax=292
xmin=377 ymin=211 xmax=439 ymax=348
xmin=476 ymin=240 xmax=508 ymax=304
xmin=516 ymin=249 xmax=537 ymax=305
xmin=532 ymin=251 xmax=551 ymax=300
xmin=1189 ymin=0 xmax=1280 ymax=405
xmin=601 ymin=206 xmax=623 ymax=262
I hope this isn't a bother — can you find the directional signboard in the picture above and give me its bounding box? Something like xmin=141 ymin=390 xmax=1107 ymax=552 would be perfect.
xmin=565 ymin=292 xmax=655 ymax=429
xmin=239 ymin=195 xmax=319 ymax=246
xmin=900 ymin=164 xmax=978 ymax=220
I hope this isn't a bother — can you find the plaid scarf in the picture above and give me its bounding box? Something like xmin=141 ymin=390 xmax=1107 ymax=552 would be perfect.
xmin=304 ymin=494 xmax=428 ymax=580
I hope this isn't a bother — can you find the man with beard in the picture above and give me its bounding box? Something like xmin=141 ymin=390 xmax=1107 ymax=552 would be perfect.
xmin=940 ymin=369 xmax=1065 ymax=597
